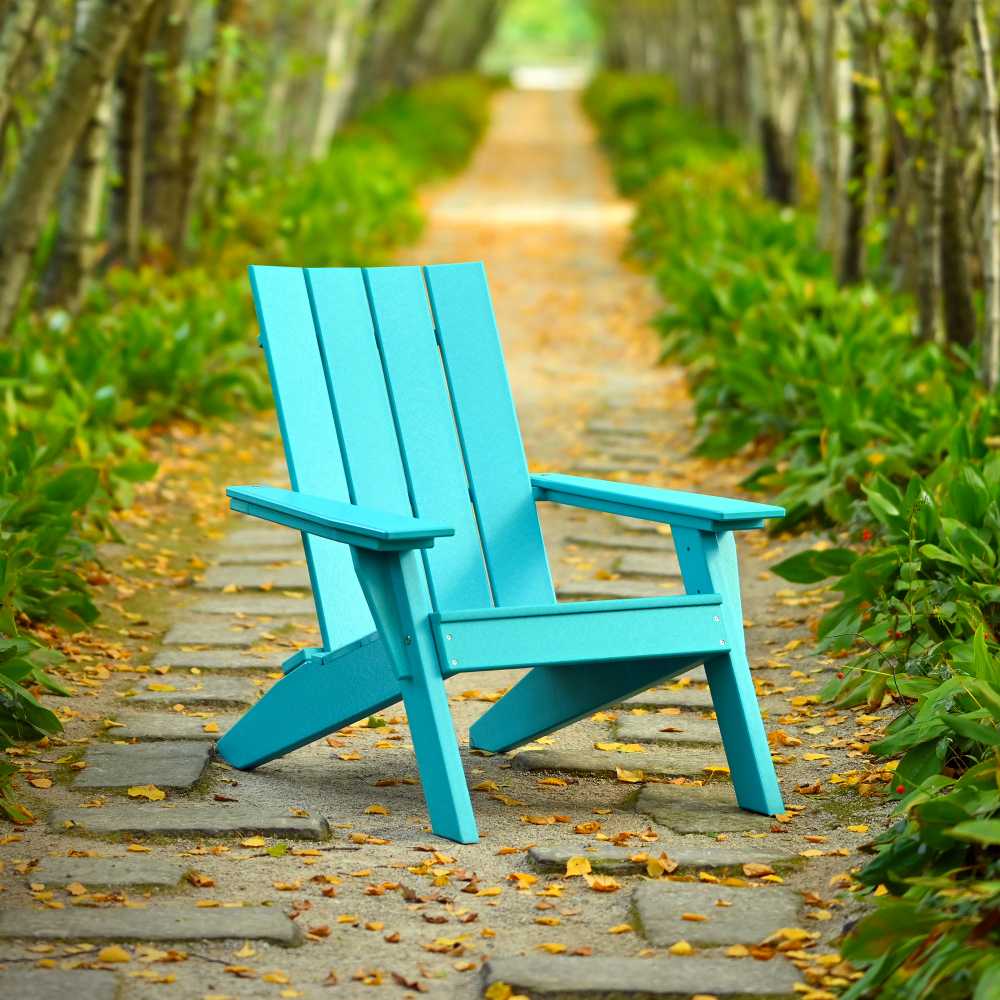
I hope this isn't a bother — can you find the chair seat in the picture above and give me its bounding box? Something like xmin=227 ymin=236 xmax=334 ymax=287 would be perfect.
xmin=431 ymin=593 xmax=726 ymax=674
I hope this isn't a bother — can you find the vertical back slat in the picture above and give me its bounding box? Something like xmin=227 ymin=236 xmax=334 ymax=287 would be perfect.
xmin=424 ymin=262 xmax=554 ymax=606
xmin=248 ymin=265 xmax=374 ymax=649
xmin=363 ymin=266 xmax=493 ymax=612
xmin=304 ymin=268 xmax=411 ymax=515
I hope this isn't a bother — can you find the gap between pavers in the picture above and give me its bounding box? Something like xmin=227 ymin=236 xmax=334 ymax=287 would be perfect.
xmin=216 ymin=547 xmax=305 ymax=565
xmin=481 ymin=954 xmax=800 ymax=999
xmin=555 ymin=579 xmax=679 ymax=600
xmin=184 ymin=593 xmax=313 ymax=617
xmin=126 ymin=676 xmax=259 ymax=707
xmin=615 ymin=712 xmax=721 ymax=746
xmin=632 ymin=880 xmax=802 ymax=946
xmin=0 ymin=906 xmax=303 ymax=946
xmin=49 ymin=804 xmax=330 ymax=839
xmin=636 ymin=783 xmax=777 ymax=835
xmin=613 ymin=516 xmax=666 ymax=534
xmin=617 ymin=552 xmax=682 ymax=579
xmin=586 ymin=422 xmax=654 ymax=439
xmin=622 ymin=686 xmax=715 ymax=711
xmin=570 ymin=460 xmax=656 ymax=476
xmin=105 ymin=713 xmax=236 ymax=741
xmin=30 ymin=856 xmax=189 ymax=888
xmin=529 ymin=839 xmax=795 ymax=875
xmin=197 ymin=565 xmax=310 ymax=591
xmin=152 ymin=648 xmax=284 ymax=670
xmin=161 ymin=618 xmax=274 ymax=647
xmin=511 ymin=746 xmax=726 ymax=779
xmin=222 ymin=527 xmax=296 ymax=548
xmin=74 ymin=741 xmax=211 ymax=789
xmin=565 ymin=532 xmax=674 ymax=553
xmin=0 ymin=970 xmax=120 ymax=1000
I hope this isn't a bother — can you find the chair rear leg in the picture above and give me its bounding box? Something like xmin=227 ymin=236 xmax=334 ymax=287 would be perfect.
xmin=673 ymin=525 xmax=784 ymax=816
xmin=217 ymin=636 xmax=401 ymax=770
xmin=705 ymin=649 xmax=784 ymax=815
xmin=470 ymin=654 xmax=706 ymax=754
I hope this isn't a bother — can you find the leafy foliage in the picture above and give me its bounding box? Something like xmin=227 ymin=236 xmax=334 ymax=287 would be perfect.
xmin=585 ymin=71 xmax=1000 ymax=999
xmin=0 ymin=74 xmax=493 ymax=818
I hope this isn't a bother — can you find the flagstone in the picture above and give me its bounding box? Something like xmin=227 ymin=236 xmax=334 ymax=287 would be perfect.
xmin=30 ymin=856 xmax=188 ymax=888
xmin=50 ymin=804 xmax=329 ymax=839
xmin=512 ymin=745 xmax=725 ymax=779
xmin=633 ymin=880 xmax=801 ymax=946
xmin=636 ymin=783 xmax=777 ymax=834
xmin=481 ymin=955 xmax=799 ymax=998
xmin=74 ymin=741 xmax=211 ymax=789
xmin=0 ymin=906 xmax=303 ymax=946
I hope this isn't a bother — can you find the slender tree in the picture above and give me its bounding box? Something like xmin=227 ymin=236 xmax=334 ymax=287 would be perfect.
xmin=0 ymin=0 xmax=156 ymax=336
xmin=109 ymin=1 xmax=166 ymax=265
xmin=971 ymin=0 xmax=1000 ymax=388
xmin=0 ymin=0 xmax=43 ymax=128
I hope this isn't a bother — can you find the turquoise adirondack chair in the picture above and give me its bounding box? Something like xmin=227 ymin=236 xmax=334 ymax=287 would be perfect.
xmin=216 ymin=262 xmax=785 ymax=844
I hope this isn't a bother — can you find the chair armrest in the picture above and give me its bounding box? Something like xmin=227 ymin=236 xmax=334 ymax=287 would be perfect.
xmin=226 ymin=486 xmax=454 ymax=551
xmin=530 ymin=474 xmax=784 ymax=532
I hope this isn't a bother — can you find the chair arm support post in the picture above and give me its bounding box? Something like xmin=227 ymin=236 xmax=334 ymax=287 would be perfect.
xmin=350 ymin=548 xmax=438 ymax=682
xmin=673 ymin=525 xmax=785 ymax=816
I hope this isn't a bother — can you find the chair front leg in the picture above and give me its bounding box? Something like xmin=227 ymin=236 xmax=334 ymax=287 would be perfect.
xmin=351 ymin=548 xmax=479 ymax=844
xmin=672 ymin=526 xmax=784 ymax=816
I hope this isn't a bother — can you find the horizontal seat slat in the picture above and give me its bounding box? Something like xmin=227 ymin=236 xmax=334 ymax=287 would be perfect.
xmin=432 ymin=597 xmax=727 ymax=674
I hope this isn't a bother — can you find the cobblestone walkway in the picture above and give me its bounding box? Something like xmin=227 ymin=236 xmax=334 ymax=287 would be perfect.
xmin=0 ymin=88 xmax=889 ymax=1000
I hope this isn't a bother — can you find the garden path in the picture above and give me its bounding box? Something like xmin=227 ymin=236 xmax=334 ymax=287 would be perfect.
xmin=0 ymin=87 xmax=889 ymax=1000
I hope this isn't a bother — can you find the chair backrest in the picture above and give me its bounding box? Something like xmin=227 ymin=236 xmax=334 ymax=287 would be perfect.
xmin=249 ymin=262 xmax=554 ymax=651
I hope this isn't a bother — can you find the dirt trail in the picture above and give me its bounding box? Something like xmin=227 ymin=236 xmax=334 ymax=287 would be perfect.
xmin=0 ymin=87 xmax=886 ymax=1000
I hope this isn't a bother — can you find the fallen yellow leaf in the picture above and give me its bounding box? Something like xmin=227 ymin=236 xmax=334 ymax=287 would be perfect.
xmin=127 ymin=785 xmax=166 ymax=802
xmin=98 ymin=945 xmax=131 ymax=963
xmin=615 ymin=767 xmax=645 ymax=783
xmin=584 ymin=874 xmax=621 ymax=892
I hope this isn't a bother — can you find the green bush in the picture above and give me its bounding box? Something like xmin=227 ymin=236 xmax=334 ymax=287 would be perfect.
xmin=585 ymin=71 xmax=1000 ymax=999
xmin=0 ymin=74 xmax=493 ymax=819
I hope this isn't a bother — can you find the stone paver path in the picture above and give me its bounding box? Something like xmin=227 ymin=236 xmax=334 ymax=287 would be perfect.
xmin=0 ymin=86 xmax=888 ymax=1000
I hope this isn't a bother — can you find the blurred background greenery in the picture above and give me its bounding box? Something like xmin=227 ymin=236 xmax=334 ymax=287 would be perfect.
xmin=484 ymin=0 xmax=599 ymax=72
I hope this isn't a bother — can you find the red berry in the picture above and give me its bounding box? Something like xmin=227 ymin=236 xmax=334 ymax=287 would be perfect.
xmin=862 ymin=529 xmax=873 ymax=541
xmin=895 ymin=784 xmax=905 ymax=794
xmin=836 ymin=672 xmax=845 ymax=679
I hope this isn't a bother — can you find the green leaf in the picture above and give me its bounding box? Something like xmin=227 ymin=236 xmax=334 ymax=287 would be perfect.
xmin=42 ymin=466 xmax=98 ymax=508
xmin=945 ymin=819 xmax=1000 ymax=846
xmin=971 ymin=626 xmax=1000 ymax=687
xmin=770 ymin=547 xmax=856 ymax=584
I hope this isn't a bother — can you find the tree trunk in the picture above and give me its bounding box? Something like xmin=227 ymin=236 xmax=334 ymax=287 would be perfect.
xmin=0 ymin=0 xmax=156 ymax=337
xmin=931 ymin=0 xmax=976 ymax=349
xmin=392 ymin=0 xmax=441 ymax=87
xmin=940 ymin=155 xmax=977 ymax=348
xmin=107 ymin=2 xmax=164 ymax=266
xmin=840 ymin=73 xmax=870 ymax=286
xmin=342 ymin=0 xmax=391 ymax=120
xmin=0 ymin=0 xmax=42 ymax=127
xmin=143 ymin=0 xmax=192 ymax=246
xmin=40 ymin=0 xmax=121 ymax=308
xmin=167 ymin=0 xmax=244 ymax=261
xmin=748 ymin=0 xmax=798 ymax=205
xmin=970 ymin=0 xmax=1000 ymax=388
xmin=311 ymin=0 xmax=375 ymax=158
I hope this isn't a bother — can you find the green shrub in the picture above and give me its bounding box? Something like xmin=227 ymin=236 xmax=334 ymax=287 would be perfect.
xmin=585 ymin=71 xmax=1000 ymax=999
xmin=0 ymin=74 xmax=494 ymax=818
